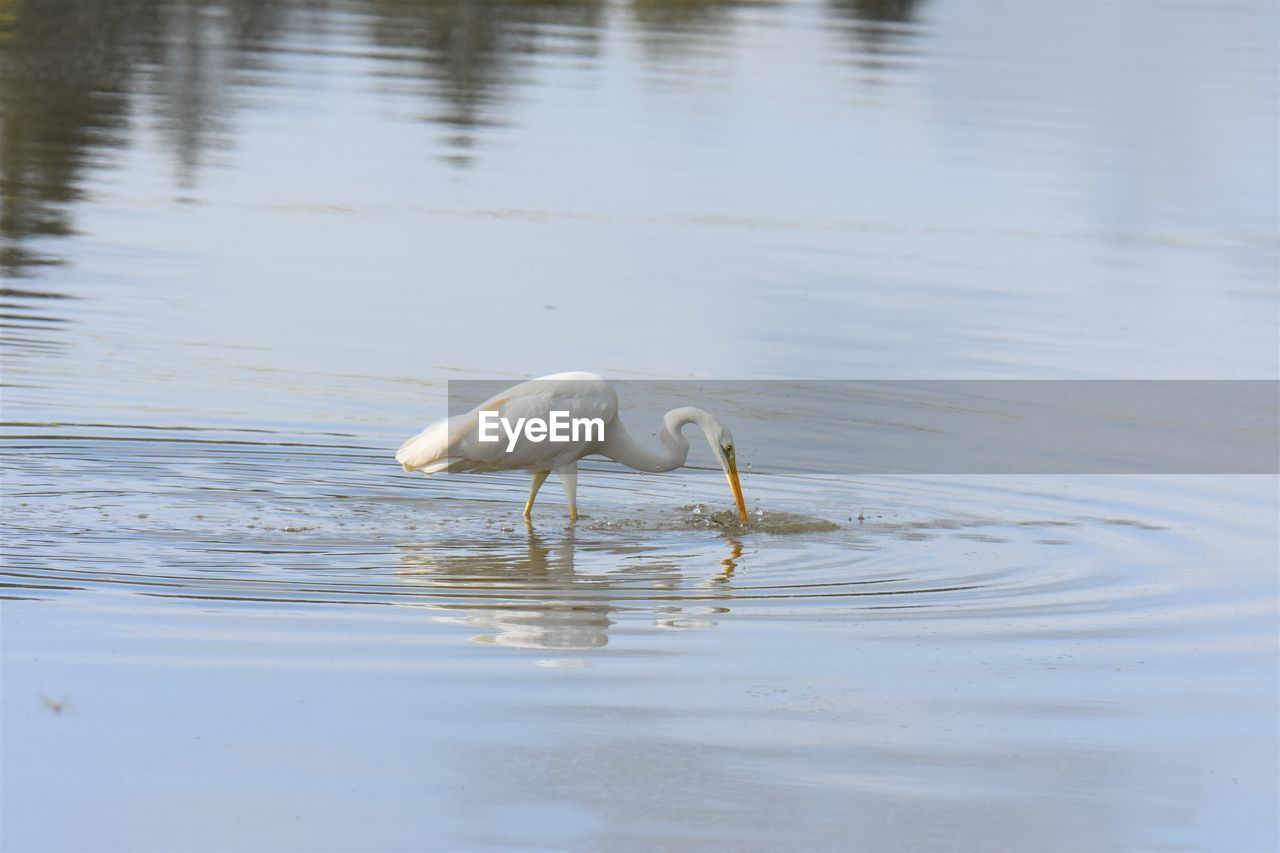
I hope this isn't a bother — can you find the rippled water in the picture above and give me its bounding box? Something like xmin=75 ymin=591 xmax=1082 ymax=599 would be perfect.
xmin=2 ymin=1 xmax=1278 ymax=851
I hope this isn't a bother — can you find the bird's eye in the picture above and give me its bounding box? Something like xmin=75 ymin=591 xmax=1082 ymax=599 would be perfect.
xmin=723 ymin=444 xmax=734 ymax=456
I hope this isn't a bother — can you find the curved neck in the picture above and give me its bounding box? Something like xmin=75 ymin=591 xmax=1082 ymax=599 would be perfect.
xmin=601 ymin=407 xmax=715 ymax=473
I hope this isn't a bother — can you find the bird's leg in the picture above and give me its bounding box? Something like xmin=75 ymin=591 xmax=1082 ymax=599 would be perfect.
xmin=524 ymin=470 xmax=550 ymax=519
xmin=556 ymin=463 xmax=578 ymax=522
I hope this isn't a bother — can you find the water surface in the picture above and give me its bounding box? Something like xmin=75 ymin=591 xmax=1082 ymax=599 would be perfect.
xmin=2 ymin=1 xmax=1278 ymax=851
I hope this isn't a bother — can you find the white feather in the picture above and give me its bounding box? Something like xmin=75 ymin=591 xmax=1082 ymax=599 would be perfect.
xmin=395 ymin=372 xmax=614 ymax=474
xmin=393 ymin=371 xmax=748 ymax=521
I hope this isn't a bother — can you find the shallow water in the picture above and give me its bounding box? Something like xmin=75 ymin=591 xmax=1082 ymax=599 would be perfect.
xmin=2 ymin=1 xmax=1278 ymax=851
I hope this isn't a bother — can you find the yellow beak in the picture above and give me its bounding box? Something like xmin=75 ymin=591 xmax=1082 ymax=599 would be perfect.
xmin=725 ymin=453 xmax=748 ymax=522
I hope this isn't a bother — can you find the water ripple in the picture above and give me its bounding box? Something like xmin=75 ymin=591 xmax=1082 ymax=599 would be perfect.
xmin=4 ymin=422 xmax=1254 ymax=654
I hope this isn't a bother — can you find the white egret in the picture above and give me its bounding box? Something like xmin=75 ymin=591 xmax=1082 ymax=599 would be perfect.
xmin=395 ymin=372 xmax=748 ymax=522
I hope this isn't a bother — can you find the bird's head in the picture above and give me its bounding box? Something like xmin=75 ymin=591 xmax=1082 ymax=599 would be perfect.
xmin=708 ymin=425 xmax=748 ymax=523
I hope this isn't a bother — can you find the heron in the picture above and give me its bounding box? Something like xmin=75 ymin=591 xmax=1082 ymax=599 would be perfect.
xmin=395 ymin=372 xmax=748 ymax=522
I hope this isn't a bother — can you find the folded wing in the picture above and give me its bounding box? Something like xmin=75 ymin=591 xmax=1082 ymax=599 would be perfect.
xmin=396 ymin=372 xmax=618 ymax=474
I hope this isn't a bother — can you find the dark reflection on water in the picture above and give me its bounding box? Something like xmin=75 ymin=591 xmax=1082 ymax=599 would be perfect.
xmin=0 ymin=0 xmax=940 ymax=278
xmin=148 ymin=0 xmax=293 ymax=185
xmin=0 ymin=0 xmax=287 ymax=277
xmin=1 ymin=2 xmax=132 ymax=277
xmin=828 ymin=0 xmax=925 ymax=71
xmin=365 ymin=0 xmax=605 ymax=165
xmin=626 ymin=0 xmax=767 ymax=61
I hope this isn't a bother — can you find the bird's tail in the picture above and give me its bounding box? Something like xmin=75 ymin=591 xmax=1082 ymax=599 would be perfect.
xmin=395 ymin=417 xmax=459 ymax=474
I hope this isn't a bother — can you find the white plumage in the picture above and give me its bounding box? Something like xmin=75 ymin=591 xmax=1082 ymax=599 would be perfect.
xmin=397 ymin=372 xmax=614 ymax=475
xmin=396 ymin=371 xmax=748 ymax=522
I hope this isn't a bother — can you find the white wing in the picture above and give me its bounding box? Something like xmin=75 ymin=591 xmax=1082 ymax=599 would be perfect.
xmin=396 ymin=372 xmax=618 ymax=474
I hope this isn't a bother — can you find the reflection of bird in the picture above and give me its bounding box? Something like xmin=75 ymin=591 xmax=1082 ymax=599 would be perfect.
xmin=396 ymin=372 xmax=747 ymax=522
xmin=715 ymin=538 xmax=744 ymax=583
xmin=397 ymin=527 xmax=741 ymax=650
xmin=397 ymin=526 xmax=616 ymax=650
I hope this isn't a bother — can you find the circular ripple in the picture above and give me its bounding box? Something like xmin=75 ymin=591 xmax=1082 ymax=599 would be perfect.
xmin=2 ymin=423 xmax=1245 ymax=652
